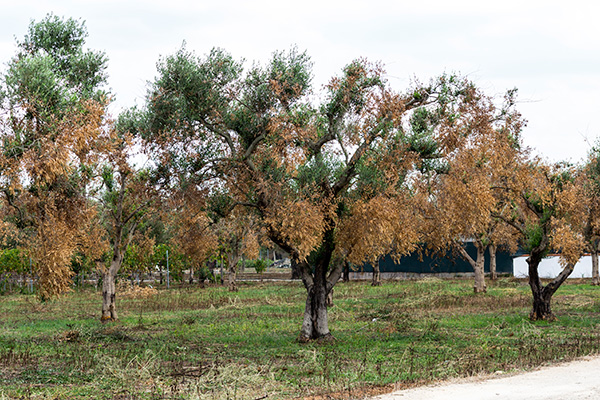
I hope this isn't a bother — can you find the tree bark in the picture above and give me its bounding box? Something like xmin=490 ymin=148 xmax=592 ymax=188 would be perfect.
xmin=227 ymin=252 xmax=239 ymax=292
xmin=300 ymin=274 xmax=330 ymax=342
xmin=489 ymin=243 xmax=497 ymax=281
xmin=527 ymin=250 xmax=574 ymax=321
xmin=101 ymin=256 xmax=121 ymax=321
xmin=100 ymin=170 xmax=143 ymax=321
xmin=291 ymin=258 xmax=302 ymax=280
xmin=342 ymin=261 xmax=350 ymax=282
xmin=371 ymin=258 xmax=382 ymax=286
xmin=298 ymin=230 xmax=343 ymax=342
xmin=101 ymin=270 xmax=117 ymax=321
xmin=219 ymin=255 xmax=224 ymax=285
xmin=457 ymin=241 xmax=486 ymax=293
xmin=592 ymin=249 xmax=599 ymax=286
xmin=473 ymin=244 xmax=486 ymax=293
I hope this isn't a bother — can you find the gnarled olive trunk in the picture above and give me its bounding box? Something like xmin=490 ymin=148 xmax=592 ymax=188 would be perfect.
xmin=489 ymin=244 xmax=497 ymax=281
xmin=473 ymin=246 xmax=486 ymax=293
xmin=101 ymin=271 xmax=117 ymax=321
xmin=298 ymin=231 xmax=343 ymax=342
xmin=101 ymin=255 xmax=122 ymax=321
xmin=342 ymin=261 xmax=350 ymax=282
xmin=371 ymin=259 xmax=381 ymax=286
xmin=457 ymin=241 xmax=486 ymax=293
xmin=291 ymin=258 xmax=302 ymax=280
xmin=300 ymin=272 xmax=330 ymax=341
xmin=227 ymin=252 xmax=240 ymax=292
xmin=527 ymin=251 xmax=574 ymax=321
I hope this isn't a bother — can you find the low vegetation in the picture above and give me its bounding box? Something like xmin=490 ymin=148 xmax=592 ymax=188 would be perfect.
xmin=1 ymin=278 xmax=600 ymax=399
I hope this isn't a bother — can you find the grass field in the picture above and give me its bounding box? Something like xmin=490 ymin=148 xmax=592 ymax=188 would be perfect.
xmin=1 ymin=277 xmax=600 ymax=399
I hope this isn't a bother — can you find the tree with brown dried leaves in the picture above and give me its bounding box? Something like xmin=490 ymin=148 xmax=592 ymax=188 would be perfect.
xmin=96 ymin=125 xmax=157 ymax=320
xmin=140 ymin=45 xmax=483 ymax=341
xmin=494 ymin=161 xmax=586 ymax=320
xmin=0 ymin=15 xmax=111 ymax=299
xmin=422 ymin=88 xmax=522 ymax=293
xmin=582 ymin=146 xmax=600 ymax=286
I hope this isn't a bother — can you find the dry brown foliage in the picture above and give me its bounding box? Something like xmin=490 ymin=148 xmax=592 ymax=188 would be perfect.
xmin=173 ymin=209 xmax=217 ymax=266
xmin=338 ymin=194 xmax=421 ymax=265
xmin=264 ymin=198 xmax=328 ymax=261
xmin=0 ymin=99 xmax=112 ymax=298
xmin=421 ymin=88 xmax=524 ymax=258
xmin=495 ymin=160 xmax=587 ymax=268
xmin=1 ymin=100 xmax=110 ymax=191
xmin=118 ymin=282 xmax=159 ymax=299
xmin=162 ymin=181 xmax=218 ymax=268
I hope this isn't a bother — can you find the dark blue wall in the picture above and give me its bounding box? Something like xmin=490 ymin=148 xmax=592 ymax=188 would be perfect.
xmin=359 ymin=243 xmax=513 ymax=274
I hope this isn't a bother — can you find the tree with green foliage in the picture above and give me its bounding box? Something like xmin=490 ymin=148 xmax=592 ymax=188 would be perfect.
xmin=0 ymin=248 xmax=29 ymax=290
xmin=582 ymin=145 xmax=600 ymax=286
xmin=494 ymin=161 xmax=586 ymax=320
xmin=96 ymin=118 xmax=157 ymax=320
xmin=421 ymin=88 xmax=523 ymax=292
xmin=138 ymin=45 xmax=487 ymax=341
xmin=204 ymin=190 xmax=262 ymax=291
xmin=0 ymin=14 xmax=110 ymax=299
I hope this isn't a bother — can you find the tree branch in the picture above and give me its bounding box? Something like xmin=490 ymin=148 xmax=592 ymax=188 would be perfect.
xmin=243 ymin=134 xmax=265 ymax=161
xmin=545 ymin=263 xmax=575 ymax=295
xmin=332 ymin=136 xmax=372 ymax=196
xmin=455 ymin=242 xmax=477 ymax=269
xmin=491 ymin=212 xmax=525 ymax=235
xmin=300 ymin=261 xmax=314 ymax=291
xmin=326 ymin=259 xmax=344 ymax=292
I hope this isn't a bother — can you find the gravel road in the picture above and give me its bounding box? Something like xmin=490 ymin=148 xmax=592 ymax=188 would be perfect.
xmin=373 ymin=356 xmax=600 ymax=400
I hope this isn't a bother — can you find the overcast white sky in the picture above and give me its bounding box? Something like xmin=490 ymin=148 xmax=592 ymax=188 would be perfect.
xmin=1 ymin=0 xmax=599 ymax=163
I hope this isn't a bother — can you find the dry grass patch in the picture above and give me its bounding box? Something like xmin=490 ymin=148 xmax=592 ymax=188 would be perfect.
xmin=1 ymin=279 xmax=600 ymax=399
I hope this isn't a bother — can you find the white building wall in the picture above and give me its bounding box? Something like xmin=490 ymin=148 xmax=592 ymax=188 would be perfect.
xmin=513 ymin=256 xmax=593 ymax=278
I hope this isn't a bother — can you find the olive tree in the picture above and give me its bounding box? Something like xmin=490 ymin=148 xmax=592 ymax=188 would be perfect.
xmin=139 ymin=46 xmax=477 ymax=340
xmin=0 ymin=14 xmax=110 ymax=298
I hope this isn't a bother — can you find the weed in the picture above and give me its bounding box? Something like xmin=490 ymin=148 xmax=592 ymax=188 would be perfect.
xmin=1 ymin=280 xmax=600 ymax=399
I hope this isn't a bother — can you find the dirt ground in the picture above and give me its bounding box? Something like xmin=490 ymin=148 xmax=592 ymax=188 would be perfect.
xmin=373 ymin=356 xmax=600 ymax=400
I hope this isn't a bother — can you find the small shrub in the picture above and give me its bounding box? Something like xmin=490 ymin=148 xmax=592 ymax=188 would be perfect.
xmin=247 ymin=258 xmax=273 ymax=274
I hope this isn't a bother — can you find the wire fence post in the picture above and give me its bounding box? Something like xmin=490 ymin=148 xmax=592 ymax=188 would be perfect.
xmin=220 ymin=254 xmax=224 ymax=284
xmin=29 ymin=257 xmax=33 ymax=293
xmin=166 ymin=249 xmax=170 ymax=289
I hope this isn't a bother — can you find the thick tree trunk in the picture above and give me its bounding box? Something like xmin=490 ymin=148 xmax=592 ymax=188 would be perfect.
xmin=591 ymin=251 xmax=599 ymax=286
xmin=298 ymin=231 xmax=344 ymax=342
xmin=227 ymin=267 xmax=237 ymax=291
xmin=530 ymin=288 xmax=554 ymax=320
xmin=342 ymin=261 xmax=350 ymax=282
xmin=457 ymin=241 xmax=486 ymax=293
xmin=300 ymin=276 xmax=330 ymax=341
xmin=101 ymin=268 xmax=118 ymax=321
xmin=527 ymin=251 xmax=574 ymax=321
xmin=371 ymin=259 xmax=381 ymax=286
xmin=489 ymin=244 xmax=497 ymax=281
xmin=291 ymin=258 xmax=302 ymax=280
xmin=101 ymin=250 xmax=123 ymax=321
xmin=227 ymin=252 xmax=239 ymax=292
xmin=473 ymin=243 xmax=486 ymax=293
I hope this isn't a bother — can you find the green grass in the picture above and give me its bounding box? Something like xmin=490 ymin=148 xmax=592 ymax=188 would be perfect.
xmin=1 ymin=278 xmax=600 ymax=399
